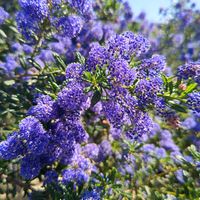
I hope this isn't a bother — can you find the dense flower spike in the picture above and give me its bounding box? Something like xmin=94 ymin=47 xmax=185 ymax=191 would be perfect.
xmin=98 ymin=140 xmax=112 ymax=161
xmin=123 ymin=1 xmax=133 ymax=21
xmin=20 ymin=154 xmax=42 ymax=179
xmin=62 ymin=146 xmax=93 ymax=186
xmin=82 ymin=143 xmax=99 ymax=160
xmin=109 ymin=59 xmax=136 ymax=86
xmin=126 ymin=111 xmax=153 ymax=140
xmin=86 ymin=43 xmax=109 ymax=70
xmin=16 ymin=10 xmax=41 ymax=40
xmin=16 ymin=0 xmax=93 ymax=40
xmin=159 ymin=130 xmax=180 ymax=152
xmin=19 ymin=116 xmax=49 ymax=155
xmin=58 ymin=15 xmax=84 ymax=38
xmin=57 ymin=82 xmax=88 ymax=112
xmin=137 ymin=55 xmax=166 ymax=78
xmin=0 ymin=54 xmax=19 ymax=75
xmin=16 ymin=0 xmax=49 ymax=39
xmin=28 ymin=95 xmax=56 ymax=122
xmin=44 ymin=170 xmax=58 ymax=185
xmin=122 ymin=31 xmax=151 ymax=57
xmin=102 ymin=100 xmax=125 ymax=128
xmin=135 ymin=77 xmax=163 ymax=107
xmin=18 ymin=0 xmax=49 ymax=19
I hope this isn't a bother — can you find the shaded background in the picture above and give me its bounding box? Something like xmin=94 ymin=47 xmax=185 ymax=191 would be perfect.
xmin=128 ymin=0 xmax=200 ymax=22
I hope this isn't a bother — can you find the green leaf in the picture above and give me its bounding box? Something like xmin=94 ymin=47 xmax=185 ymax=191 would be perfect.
xmin=169 ymin=81 xmax=174 ymax=94
xmin=161 ymin=73 xmax=169 ymax=91
xmin=107 ymin=167 xmax=117 ymax=182
xmin=53 ymin=53 xmax=67 ymax=71
xmin=75 ymin=52 xmax=85 ymax=65
xmin=170 ymin=103 xmax=187 ymax=113
xmin=84 ymin=86 xmax=92 ymax=93
xmin=19 ymin=56 xmax=27 ymax=69
xmin=188 ymin=145 xmax=200 ymax=161
xmin=175 ymin=78 xmax=182 ymax=88
xmin=180 ymin=82 xmax=198 ymax=98
xmin=161 ymin=74 xmax=168 ymax=84
xmin=44 ymin=91 xmax=56 ymax=99
xmin=27 ymin=58 xmax=42 ymax=70
xmin=4 ymin=80 xmax=15 ymax=86
xmin=11 ymin=95 xmax=19 ymax=102
xmin=83 ymin=71 xmax=92 ymax=82
xmin=91 ymin=90 xmax=101 ymax=107
xmin=0 ymin=29 xmax=7 ymax=38
xmin=9 ymin=26 xmax=19 ymax=34
xmin=49 ymin=81 xmax=60 ymax=92
xmin=46 ymin=37 xmax=59 ymax=43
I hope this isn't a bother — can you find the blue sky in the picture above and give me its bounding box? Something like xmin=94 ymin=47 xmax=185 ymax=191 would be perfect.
xmin=128 ymin=0 xmax=200 ymax=22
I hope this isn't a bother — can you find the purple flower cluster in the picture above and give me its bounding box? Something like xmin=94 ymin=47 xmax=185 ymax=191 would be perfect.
xmin=44 ymin=170 xmax=58 ymax=185
xmin=85 ymin=31 xmax=167 ymax=140
xmin=81 ymin=188 xmax=101 ymax=200
xmin=106 ymin=31 xmax=150 ymax=60
xmin=0 ymin=132 xmax=24 ymax=160
xmin=18 ymin=0 xmax=49 ymax=19
xmin=159 ymin=130 xmax=180 ymax=152
xmin=137 ymin=55 xmax=166 ymax=78
xmin=57 ymin=82 xmax=88 ymax=112
xmin=135 ymin=77 xmax=163 ymax=108
xmin=114 ymin=121 xmax=189 ymax=179
xmin=61 ymin=143 xmax=103 ymax=186
xmin=0 ymin=54 xmax=19 ymax=76
xmin=177 ymin=62 xmax=200 ymax=85
xmin=1 ymin=20 xmax=190 ymax=192
xmin=142 ymin=144 xmax=166 ymax=159
xmin=1 ymin=1 xmax=136 ymax=78
xmin=175 ymin=169 xmax=185 ymax=184
xmin=0 ymin=66 xmax=90 ymax=179
xmin=67 ymin=0 xmax=94 ymax=19
xmin=0 ymin=7 xmax=9 ymax=24
xmin=58 ymin=15 xmax=84 ymax=38
xmin=16 ymin=0 xmax=49 ymax=39
xmin=0 ymin=29 xmax=158 ymax=181
xmin=16 ymin=0 xmax=94 ymax=40
xmin=187 ymin=92 xmax=200 ymax=115
xmin=28 ymin=95 xmax=57 ymax=122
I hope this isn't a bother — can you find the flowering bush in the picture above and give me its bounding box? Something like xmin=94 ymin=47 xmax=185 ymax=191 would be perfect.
xmin=0 ymin=0 xmax=200 ymax=199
